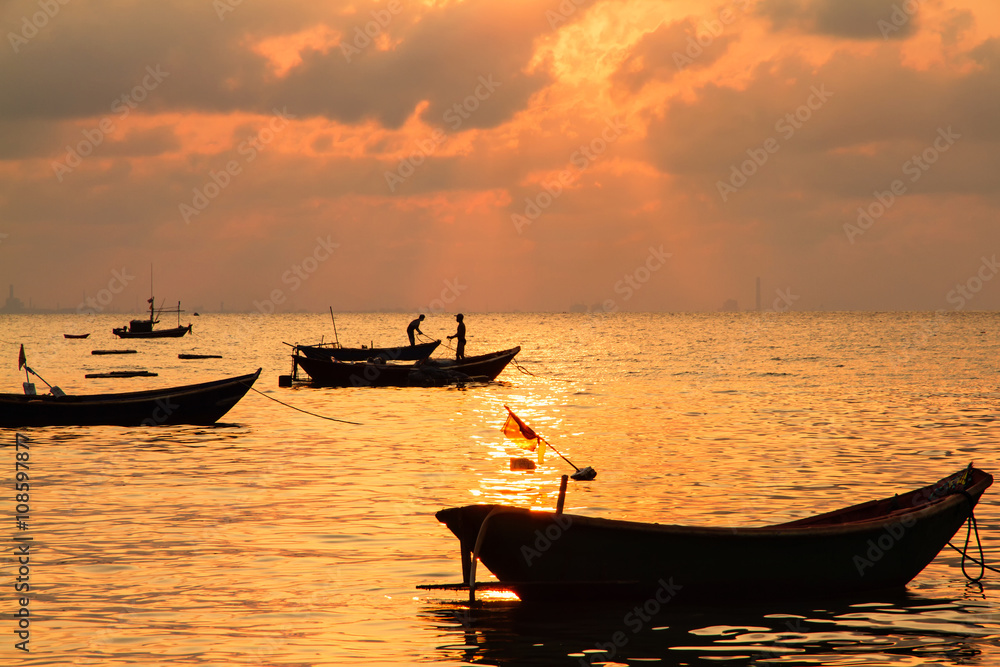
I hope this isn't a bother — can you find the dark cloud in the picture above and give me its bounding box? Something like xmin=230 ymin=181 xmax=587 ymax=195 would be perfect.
xmin=0 ymin=1 xmax=555 ymax=130
xmin=612 ymin=17 xmax=739 ymax=94
xmin=647 ymin=44 xmax=1000 ymax=198
xmin=271 ymin=1 xmax=552 ymax=130
xmin=639 ymin=41 xmax=1000 ymax=277
xmin=757 ymin=0 xmax=919 ymax=40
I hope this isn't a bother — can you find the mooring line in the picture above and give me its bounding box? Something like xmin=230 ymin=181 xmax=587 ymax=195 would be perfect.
xmin=511 ymin=358 xmax=574 ymax=383
xmin=243 ymin=383 xmax=362 ymax=425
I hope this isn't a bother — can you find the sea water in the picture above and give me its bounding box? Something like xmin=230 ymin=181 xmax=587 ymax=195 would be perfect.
xmin=1 ymin=311 xmax=999 ymax=666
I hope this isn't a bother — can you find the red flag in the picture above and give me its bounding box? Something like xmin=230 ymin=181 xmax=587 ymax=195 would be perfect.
xmin=502 ymin=405 xmax=539 ymax=452
xmin=502 ymin=406 xmax=536 ymax=439
xmin=18 ymin=344 xmax=25 ymax=370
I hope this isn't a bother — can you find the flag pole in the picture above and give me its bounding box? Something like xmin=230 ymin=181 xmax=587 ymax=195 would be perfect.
xmin=329 ymin=307 xmax=340 ymax=347
xmin=502 ymin=405 xmax=596 ymax=481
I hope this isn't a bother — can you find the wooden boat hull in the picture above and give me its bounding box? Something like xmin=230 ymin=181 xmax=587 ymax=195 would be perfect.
xmin=297 ymin=340 xmax=440 ymax=362
xmin=436 ymin=467 xmax=992 ymax=602
xmin=112 ymin=324 xmax=192 ymax=338
xmin=0 ymin=369 xmax=261 ymax=427
xmin=64 ymin=333 xmax=90 ymax=339
xmin=293 ymin=346 xmax=521 ymax=387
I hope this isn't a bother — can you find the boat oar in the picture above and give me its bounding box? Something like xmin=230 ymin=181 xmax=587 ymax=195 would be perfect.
xmin=18 ymin=345 xmax=64 ymax=396
xmin=23 ymin=365 xmax=55 ymax=390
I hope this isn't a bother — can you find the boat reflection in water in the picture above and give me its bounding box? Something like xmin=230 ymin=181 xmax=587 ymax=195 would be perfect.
xmin=421 ymin=591 xmax=995 ymax=665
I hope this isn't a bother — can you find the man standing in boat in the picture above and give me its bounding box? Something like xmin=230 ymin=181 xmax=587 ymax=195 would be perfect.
xmin=407 ymin=314 xmax=426 ymax=346
xmin=447 ymin=313 xmax=466 ymax=359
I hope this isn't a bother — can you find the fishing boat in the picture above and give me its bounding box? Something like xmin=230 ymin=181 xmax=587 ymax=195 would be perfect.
xmin=433 ymin=466 xmax=992 ymax=603
xmin=0 ymin=369 xmax=261 ymax=426
xmin=295 ymin=339 xmax=441 ymax=362
xmin=112 ymin=297 xmax=191 ymax=339
xmin=291 ymin=346 xmax=521 ymax=387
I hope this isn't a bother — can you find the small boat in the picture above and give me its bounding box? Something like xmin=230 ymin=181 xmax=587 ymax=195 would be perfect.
xmin=292 ymin=347 xmax=521 ymax=387
xmin=433 ymin=466 xmax=992 ymax=603
xmin=296 ymin=339 xmax=441 ymax=362
xmin=112 ymin=322 xmax=191 ymax=339
xmin=0 ymin=369 xmax=261 ymax=426
xmin=178 ymin=354 xmax=223 ymax=360
xmin=64 ymin=333 xmax=90 ymax=339
xmin=113 ymin=297 xmax=191 ymax=339
xmin=84 ymin=370 xmax=158 ymax=379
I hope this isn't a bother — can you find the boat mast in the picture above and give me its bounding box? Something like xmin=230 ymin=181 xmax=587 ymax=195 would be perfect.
xmin=149 ymin=265 xmax=155 ymax=323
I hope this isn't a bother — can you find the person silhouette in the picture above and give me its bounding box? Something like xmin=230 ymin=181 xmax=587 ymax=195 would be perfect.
xmin=447 ymin=313 xmax=466 ymax=359
xmin=407 ymin=314 xmax=425 ymax=346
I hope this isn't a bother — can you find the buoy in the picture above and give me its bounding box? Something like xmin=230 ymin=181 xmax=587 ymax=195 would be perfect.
xmin=510 ymin=457 xmax=536 ymax=471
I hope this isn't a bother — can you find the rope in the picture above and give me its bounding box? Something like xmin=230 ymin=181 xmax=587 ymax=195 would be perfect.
xmin=961 ymin=513 xmax=985 ymax=582
xmin=243 ymin=384 xmax=362 ymax=425
xmin=946 ymin=511 xmax=991 ymax=580
xmin=512 ymin=358 xmax=575 ymax=383
xmin=418 ymin=331 xmax=456 ymax=354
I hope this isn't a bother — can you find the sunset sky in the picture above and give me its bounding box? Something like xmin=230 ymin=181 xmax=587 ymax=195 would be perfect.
xmin=2 ymin=0 xmax=999 ymax=313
